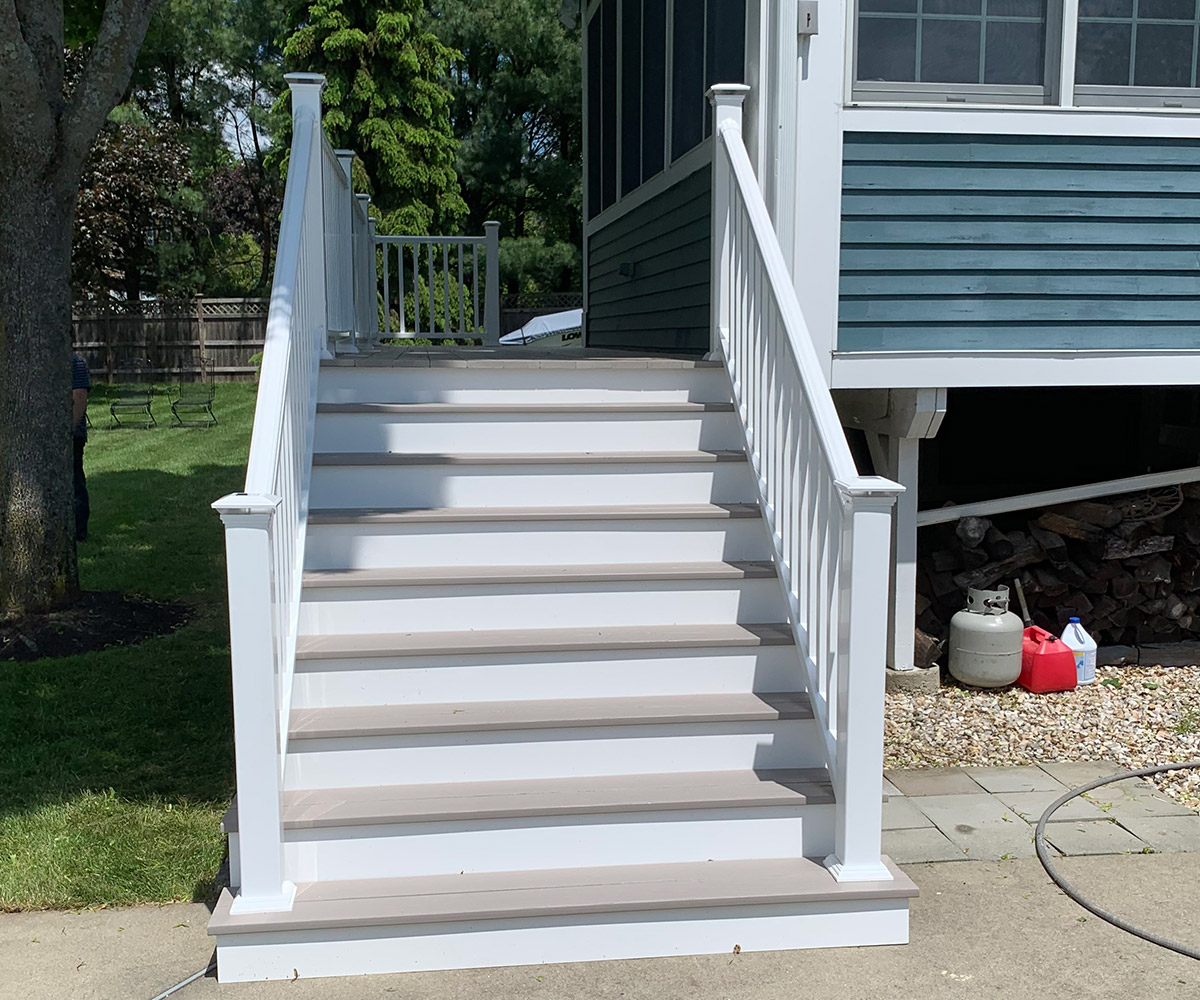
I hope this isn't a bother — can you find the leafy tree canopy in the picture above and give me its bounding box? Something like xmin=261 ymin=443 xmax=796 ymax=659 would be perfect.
xmin=281 ymin=0 xmax=467 ymax=235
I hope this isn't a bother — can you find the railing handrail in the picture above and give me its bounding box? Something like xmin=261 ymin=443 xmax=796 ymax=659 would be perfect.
xmin=375 ymin=234 xmax=487 ymax=246
xmin=715 ymin=120 xmax=899 ymax=503
xmin=245 ymin=108 xmax=317 ymax=492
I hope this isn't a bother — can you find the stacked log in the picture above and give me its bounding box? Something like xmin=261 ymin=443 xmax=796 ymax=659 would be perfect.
xmin=916 ymin=485 xmax=1200 ymax=648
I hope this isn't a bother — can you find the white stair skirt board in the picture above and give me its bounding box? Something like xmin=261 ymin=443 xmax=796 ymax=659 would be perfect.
xmin=307 ymin=453 xmax=758 ymax=509
xmin=302 ymin=509 xmax=773 ymax=571
xmin=208 ymin=858 xmax=916 ymax=982
xmin=312 ymin=407 xmax=745 ymax=454
xmin=296 ymin=569 xmax=785 ymax=633
xmin=315 ymin=365 xmax=732 ymax=405
xmin=290 ymin=642 xmax=801 ymax=708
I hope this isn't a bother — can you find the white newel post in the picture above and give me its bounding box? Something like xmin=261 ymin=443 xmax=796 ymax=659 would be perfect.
xmin=355 ymin=193 xmax=372 ymax=351
xmin=367 ymin=214 xmax=380 ymax=348
xmin=707 ymin=85 xmax=750 ymax=360
xmin=286 ymin=73 xmax=332 ymax=360
xmin=333 ymin=150 xmax=359 ymax=354
xmin=825 ymin=485 xmax=901 ymax=883
xmin=484 ymin=220 xmax=501 ymax=346
xmin=211 ymin=494 xmax=296 ymax=914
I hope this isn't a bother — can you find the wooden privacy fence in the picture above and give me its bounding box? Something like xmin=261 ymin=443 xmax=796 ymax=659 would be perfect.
xmin=73 ymin=298 xmax=268 ymax=382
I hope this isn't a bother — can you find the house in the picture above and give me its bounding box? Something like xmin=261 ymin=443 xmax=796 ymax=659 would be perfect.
xmin=209 ymin=0 xmax=1200 ymax=979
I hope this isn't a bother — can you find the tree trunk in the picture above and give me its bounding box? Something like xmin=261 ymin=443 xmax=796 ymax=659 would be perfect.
xmin=0 ymin=174 xmax=81 ymax=614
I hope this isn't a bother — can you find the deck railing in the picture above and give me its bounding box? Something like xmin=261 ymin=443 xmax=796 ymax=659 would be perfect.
xmin=709 ymin=85 xmax=903 ymax=883
xmin=377 ymin=224 xmax=501 ymax=344
xmin=211 ymin=72 xmax=334 ymax=916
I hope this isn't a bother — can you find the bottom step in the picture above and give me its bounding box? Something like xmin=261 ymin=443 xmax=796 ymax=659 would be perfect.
xmin=209 ymin=857 xmax=917 ymax=981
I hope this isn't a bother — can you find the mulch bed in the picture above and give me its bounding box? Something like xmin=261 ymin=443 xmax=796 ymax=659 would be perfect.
xmin=0 ymin=591 xmax=190 ymax=662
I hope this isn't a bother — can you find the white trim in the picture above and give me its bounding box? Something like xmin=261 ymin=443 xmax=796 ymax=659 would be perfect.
xmin=841 ymin=104 xmax=1200 ymax=136
xmin=831 ymin=350 xmax=1200 ymax=389
xmin=917 ymin=465 xmax=1200 ymax=527
xmin=584 ymin=142 xmax=713 ymax=235
xmin=1057 ymin=0 xmax=1079 ymax=108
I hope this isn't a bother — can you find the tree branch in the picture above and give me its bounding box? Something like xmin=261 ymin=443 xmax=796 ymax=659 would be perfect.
xmin=14 ymin=0 xmax=64 ymax=112
xmin=0 ymin=0 xmax=53 ymax=147
xmin=62 ymin=0 xmax=162 ymax=171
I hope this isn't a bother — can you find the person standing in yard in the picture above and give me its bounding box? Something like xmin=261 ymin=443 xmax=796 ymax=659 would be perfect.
xmin=72 ymin=352 xmax=91 ymax=542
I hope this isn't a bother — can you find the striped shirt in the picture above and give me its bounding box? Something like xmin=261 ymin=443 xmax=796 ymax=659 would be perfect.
xmin=72 ymin=352 xmax=91 ymax=440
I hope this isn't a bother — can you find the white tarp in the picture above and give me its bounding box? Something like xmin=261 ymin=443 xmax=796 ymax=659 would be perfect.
xmin=500 ymin=308 xmax=584 ymax=345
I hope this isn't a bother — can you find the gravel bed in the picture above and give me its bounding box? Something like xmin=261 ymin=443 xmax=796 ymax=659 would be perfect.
xmin=885 ymin=664 xmax=1200 ymax=810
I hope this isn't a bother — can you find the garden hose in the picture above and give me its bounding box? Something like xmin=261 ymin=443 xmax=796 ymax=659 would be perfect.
xmin=147 ymin=959 xmax=215 ymax=1000
xmin=1035 ymin=760 xmax=1200 ymax=961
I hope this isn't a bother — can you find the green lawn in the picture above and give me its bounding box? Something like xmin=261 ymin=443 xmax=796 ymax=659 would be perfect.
xmin=0 ymin=383 xmax=257 ymax=910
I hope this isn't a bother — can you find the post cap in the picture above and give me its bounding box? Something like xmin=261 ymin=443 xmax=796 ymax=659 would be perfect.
xmin=284 ymin=72 xmax=327 ymax=89
xmin=706 ymin=83 xmax=751 ymax=106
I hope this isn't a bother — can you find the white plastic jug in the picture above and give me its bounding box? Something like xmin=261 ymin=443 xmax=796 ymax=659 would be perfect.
xmin=1062 ymin=617 xmax=1097 ymax=685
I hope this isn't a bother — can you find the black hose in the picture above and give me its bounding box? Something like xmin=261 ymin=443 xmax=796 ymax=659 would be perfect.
xmin=147 ymin=959 xmax=216 ymax=1000
xmin=1035 ymin=759 xmax=1200 ymax=961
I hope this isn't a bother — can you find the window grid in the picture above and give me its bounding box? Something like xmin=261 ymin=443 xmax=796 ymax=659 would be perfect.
xmin=858 ymin=0 xmax=1046 ymax=85
xmin=1077 ymin=0 xmax=1200 ymax=87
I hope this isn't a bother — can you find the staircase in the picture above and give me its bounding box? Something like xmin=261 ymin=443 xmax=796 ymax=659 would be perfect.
xmin=208 ymin=350 xmax=916 ymax=981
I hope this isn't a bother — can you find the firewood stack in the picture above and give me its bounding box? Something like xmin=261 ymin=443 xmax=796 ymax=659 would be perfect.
xmin=916 ymin=484 xmax=1200 ymax=648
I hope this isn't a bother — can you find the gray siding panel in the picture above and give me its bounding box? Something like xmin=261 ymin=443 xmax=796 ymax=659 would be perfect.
xmin=587 ymin=164 xmax=712 ymax=351
xmin=839 ymin=133 xmax=1200 ymax=353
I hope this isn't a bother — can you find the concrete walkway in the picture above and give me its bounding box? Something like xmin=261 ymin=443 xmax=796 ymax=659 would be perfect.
xmin=883 ymin=761 xmax=1200 ymax=862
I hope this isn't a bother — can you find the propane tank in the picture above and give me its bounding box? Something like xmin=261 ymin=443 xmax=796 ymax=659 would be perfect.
xmin=949 ymin=585 xmax=1025 ymax=688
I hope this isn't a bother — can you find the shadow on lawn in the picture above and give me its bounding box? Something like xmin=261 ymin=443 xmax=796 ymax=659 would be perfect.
xmin=1 ymin=465 xmax=245 ymax=903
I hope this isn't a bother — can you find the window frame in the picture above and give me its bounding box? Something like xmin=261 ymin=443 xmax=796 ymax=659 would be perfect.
xmin=851 ymin=0 xmax=1066 ymax=104
xmin=850 ymin=0 xmax=1200 ymax=106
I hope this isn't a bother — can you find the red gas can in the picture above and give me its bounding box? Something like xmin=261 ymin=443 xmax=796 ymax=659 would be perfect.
xmin=1018 ymin=626 xmax=1078 ymax=694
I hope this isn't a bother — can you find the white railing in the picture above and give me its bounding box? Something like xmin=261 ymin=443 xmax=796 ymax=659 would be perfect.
xmin=709 ymin=86 xmax=903 ymax=883
xmin=352 ymin=194 xmax=379 ymax=349
xmin=211 ymin=72 xmax=333 ymax=916
xmin=377 ymin=222 xmax=500 ymax=344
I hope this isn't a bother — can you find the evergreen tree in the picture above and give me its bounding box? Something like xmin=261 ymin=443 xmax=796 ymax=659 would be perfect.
xmin=281 ymin=0 xmax=466 ymax=235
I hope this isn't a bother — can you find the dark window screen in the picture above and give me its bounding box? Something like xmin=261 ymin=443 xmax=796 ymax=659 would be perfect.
xmin=671 ymin=0 xmax=705 ymax=159
xmin=1077 ymin=0 xmax=1200 ymax=87
xmin=601 ymin=0 xmax=618 ymax=210
xmin=642 ymin=0 xmax=667 ymax=180
xmin=587 ymin=10 xmax=602 ymax=219
xmin=621 ymin=0 xmax=643 ymax=196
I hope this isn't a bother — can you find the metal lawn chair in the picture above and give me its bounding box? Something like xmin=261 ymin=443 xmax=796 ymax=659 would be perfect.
xmin=170 ymin=357 xmax=217 ymax=427
xmin=109 ymin=358 xmax=156 ymax=428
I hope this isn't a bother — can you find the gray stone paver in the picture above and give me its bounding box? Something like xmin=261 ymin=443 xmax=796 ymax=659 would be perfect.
xmin=883 ymin=766 xmax=984 ymax=797
xmin=1036 ymin=760 xmax=1121 ymax=787
xmin=962 ymin=765 xmax=1068 ymax=794
xmin=995 ymin=790 xmax=1112 ymax=824
xmin=883 ymin=826 xmax=971 ymax=863
xmin=883 ymin=795 xmax=936 ymax=831
xmin=1114 ymin=815 xmax=1200 ymax=853
xmin=910 ymin=793 xmax=1036 ymax=859
xmin=1042 ymin=819 xmax=1150 ymax=856
xmin=1081 ymin=778 xmax=1196 ymax=821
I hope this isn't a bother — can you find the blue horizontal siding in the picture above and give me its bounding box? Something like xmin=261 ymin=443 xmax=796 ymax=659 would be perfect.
xmin=839 ymin=132 xmax=1200 ymax=353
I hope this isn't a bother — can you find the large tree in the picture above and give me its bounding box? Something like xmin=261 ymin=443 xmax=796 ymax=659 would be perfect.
xmin=0 ymin=0 xmax=162 ymax=614
xmin=280 ymin=0 xmax=466 ymax=234
xmin=430 ymin=0 xmax=582 ymax=291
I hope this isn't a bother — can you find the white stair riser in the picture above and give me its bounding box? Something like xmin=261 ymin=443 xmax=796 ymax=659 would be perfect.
xmin=309 ymin=463 xmax=758 ymax=509
xmin=298 ymin=578 xmax=786 ymax=634
xmin=283 ymin=723 xmax=825 ymax=790
xmin=283 ymin=807 xmax=834 ymax=882
xmin=292 ymin=645 xmax=801 ymax=708
xmin=304 ymin=518 xmax=773 ymax=571
xmin=214 ymin=902 xmax=910 ymax=982
xmin=317 ymin=367 xmax=732 ymax=405
xmin=313 ymin=411 xmax=744 ymax=454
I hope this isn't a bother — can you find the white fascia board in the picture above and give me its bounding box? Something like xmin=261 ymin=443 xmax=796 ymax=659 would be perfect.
xmin=830 ymin=350 xmax=1200 ymax=389
xmin=841 ymin=104 xmax=1200 ymax=139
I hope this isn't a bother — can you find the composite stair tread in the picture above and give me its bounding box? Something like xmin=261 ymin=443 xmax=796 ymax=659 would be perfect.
xmin=319 ymin=350 xmax=723 ymax=370
xmin=302 ymin=561 xmax=777 ymax=589
xmin=225 ymin=768 xmax=835 ymax=830
xmin=307 ymin=502 xmax=763 ymax=524
xmin=312 ymin=449 xmax=747 ymax=466
xmin=208 ymin=857 xmax=916 ymax=935
xmin=316 ymin=401 xmax=735 ymax=414
xmin=289 ymin=691 xmax=814 ymax=739
xmin=295 ymin=622 xmax=795 ymax=659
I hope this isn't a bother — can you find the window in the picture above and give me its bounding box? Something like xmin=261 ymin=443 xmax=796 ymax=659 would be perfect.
xmin=1076 ymin=0 xmax=1200 ymax=103
xmin=586 ymin=0 xmax=745 ymax=220
xmin=854 ymin=0 xmax=1200 ymax=103
xmin=855 ymin=0 xmax=1051 ymax=102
